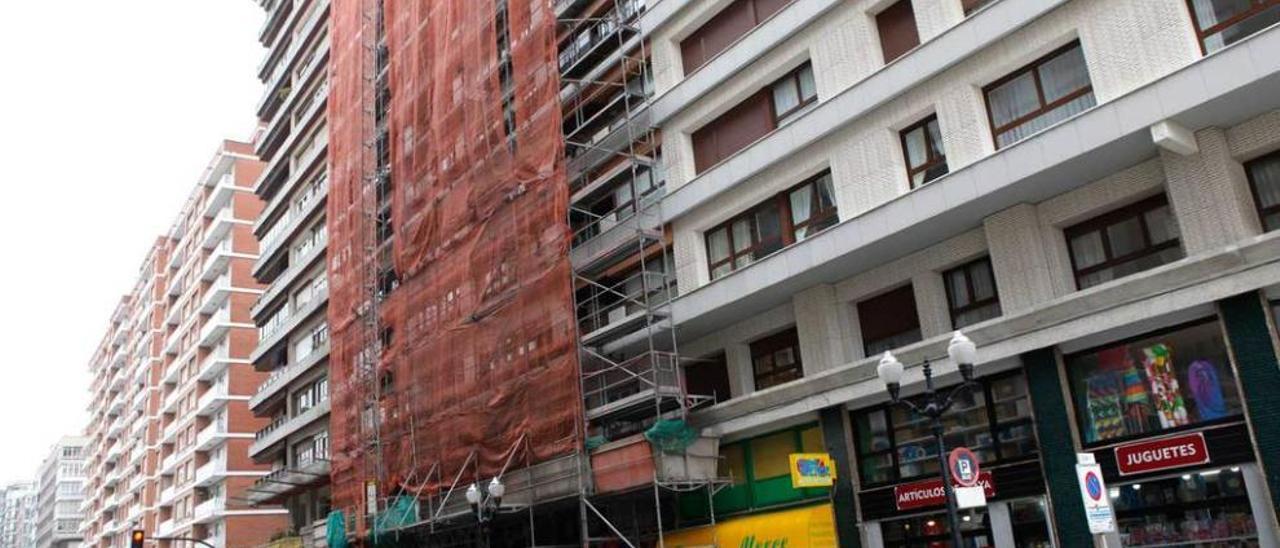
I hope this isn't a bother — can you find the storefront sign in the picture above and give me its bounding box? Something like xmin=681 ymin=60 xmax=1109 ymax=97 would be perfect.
xmin=1114 ymin=432 xmax=1210 ymax=476
xmin=949 ymin=447 xmax=981 ymax=487
xmin=663 ymin=504 xmax=836 ymax=547
xmin=788 ymin=453 xmax=836 ymax=488
xmin=894 ymin=471 xmax=995 ymax=511
xmin=1076 ymin=452 xmax=1116 ymax=534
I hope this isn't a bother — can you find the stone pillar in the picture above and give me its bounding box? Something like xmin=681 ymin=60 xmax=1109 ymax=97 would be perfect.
xmin=1217 ymin=291 xmax=1280 ymax=526
xmin=725 ymin=343 xmax=756 ymax=398
xmin=1022 ymin=348 xmax=1094 ymax=547
xmin=984 ymin=204 xmax=1059 ymax=313
xmin=1162 ymin=128 xmax=1262 ymax=255
xmin=986 ymin=501 xmax=1015 ymax=548
xmin=912 ymin=273 xmax=953 ymax=340
xmin=819 ymin=407 xmax=863 ymax=548
xmin=795 ymin=285 xmax=852 ymax=376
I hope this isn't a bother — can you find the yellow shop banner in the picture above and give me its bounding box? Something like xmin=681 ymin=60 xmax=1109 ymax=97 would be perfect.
xmin=788 ymin=453 xmax=836 ymax=488
xmin=663 ymin=504 xmax=837 ymax=547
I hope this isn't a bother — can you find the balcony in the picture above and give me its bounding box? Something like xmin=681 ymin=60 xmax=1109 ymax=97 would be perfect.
xmin=200 ymin=208 xmax=237 ymax=251
xmin=195 ymin=420 xmax=237 ymax=451
xmin=160 ymin=420 xmax=180 ymax=446
xmin=253 ymin=184 xmax=328 ymax=279
xmin=197 ymin=343 xmax=235 ymax=382
xmin=250 ymin=288 xmax=329 ymax=366
xmin=558 ymin=0 xmax=644 ymax=81
xmin=201 ymin=174 xmax=237 ymax=219
xmin=157 ymin=518 xmax=176 ymax=538
xmin=246 ymin=457 xmax=330 ymax=504
xmin=194 ymin=458 xmax=227 ymax=487
xmin=248 ymin=398 xmax=329 ymax=459
xmin=192 ymin=497 xmax=225 ymax=524
xmin=581 ymin=351 xmax=684 ymax=423
xmin=252 ymin=232 xmax=327 ymax=323
xmin=257 ymin=0 xmax=328 ymax=119
xmin=199 ymin=238 xmax=238 ymax=282
xmin=250 ymin=342 xmax=330 ymax=413
xmin=198 ymin=305 xmax=239 ymax=349
xmin=199 ymin=272 xmax=234 ymax=315
xmin=161 ymin=388 xmax=181 ymax=415
xmin=158 ymin=483 xmax=178 ymax=507
xmin=195 ymin=384 xmax=232 ymax=417
xmin=258 ymin=0 xmax=292 ymax=47
xmin=130 ymin=385 xmax=149 ymax=412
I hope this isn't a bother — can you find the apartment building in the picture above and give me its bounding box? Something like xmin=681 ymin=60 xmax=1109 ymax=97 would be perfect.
xmin=0 ymin=482 xmax=36 ymax=548
xmin=35 ymin=436 xmax=88 ymax=548
xmin=81 ymin=140 xmax=288 ymax=548
xmin=603 ymin=0 xmax=1280 ymax=545
xmin=243 ymin=0 xmax=333 ymax=544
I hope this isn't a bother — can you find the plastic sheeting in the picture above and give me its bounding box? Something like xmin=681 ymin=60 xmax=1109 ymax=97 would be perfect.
xmin=327 ymin=0 xmax=579 ymax=530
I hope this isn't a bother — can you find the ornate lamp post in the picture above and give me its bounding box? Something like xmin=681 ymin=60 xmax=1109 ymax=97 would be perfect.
xmin=465 ymin=477 xmax=505 ymax=547
xmin=876 ymin=331 xmax=979 ymax=548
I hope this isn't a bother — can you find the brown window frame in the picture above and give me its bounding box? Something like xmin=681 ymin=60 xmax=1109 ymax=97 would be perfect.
xmin=982 ymin=42 xmax=1093 ymax=149
xmin=1064 ymin=194 xmax=1182 ymax=290
xmin=680 ymin=0 xmax=796 ymax=75
xmin=749 ymin=328 xmax=804 ymax=390
xmin=769 ymin=62 xmax=818 ymax=124
xmin=942 ymin=256 xmax=1002 ymax=329
xmin=1184 ymin=0 xmax=1280 ymax=54
xmin=875 ymin=0 xmax=921 ymax=64
xmin=1246 ymin=149 xmax=1280 ymax=231
xmin=858 ymin=284 xmax=922 ymax=357
xmin=962 ymin=0 xmax=997 ymax=15
xmin=705 ymin=171 xmax=838 ymax=280
xmin=899 ymin=114 xmax=948 ymax=188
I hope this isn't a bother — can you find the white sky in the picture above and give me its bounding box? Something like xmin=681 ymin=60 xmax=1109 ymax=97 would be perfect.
xmin=0 ymin=1 xmax=263 ymax=482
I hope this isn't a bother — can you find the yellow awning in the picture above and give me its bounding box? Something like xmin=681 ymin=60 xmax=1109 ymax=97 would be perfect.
xmin=663 ymin=504 xmax=837 ymax=547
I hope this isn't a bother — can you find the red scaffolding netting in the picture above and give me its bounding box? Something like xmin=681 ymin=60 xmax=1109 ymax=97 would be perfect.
xmin=327 ymin=0 xmax=579 ymax=524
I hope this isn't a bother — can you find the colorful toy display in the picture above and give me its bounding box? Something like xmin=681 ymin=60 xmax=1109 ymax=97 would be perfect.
xmin=1141 ymin=344 xmax=1190 ymax=429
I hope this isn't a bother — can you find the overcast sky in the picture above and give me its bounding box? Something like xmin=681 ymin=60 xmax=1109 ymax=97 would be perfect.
xmin=0 ymin=1 xmax=263 ymax=482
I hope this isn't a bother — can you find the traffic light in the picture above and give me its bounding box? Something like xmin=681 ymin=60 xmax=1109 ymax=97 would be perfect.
xmin=130 ymin=530 xmax=145 ymax=548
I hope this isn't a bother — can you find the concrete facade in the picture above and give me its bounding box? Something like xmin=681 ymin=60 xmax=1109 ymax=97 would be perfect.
xmin=0 ymin=482 xmax=36 ymax=548
xmin=626 ymin=0 xmax=1280 ymax=545
xmin=244 ymin=0 xmax=334 ymax=544
xmin=35 ymin=436 xmax=88 ymax=548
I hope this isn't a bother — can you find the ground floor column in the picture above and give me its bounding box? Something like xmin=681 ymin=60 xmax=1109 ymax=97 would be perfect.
xmin=1022 ymin=348 xmax=1093 ymax=546
xmin=1218 ymin=291 xmax=1280 ymax=531
xmin=820 ymin=406 xmax=862 ymax=548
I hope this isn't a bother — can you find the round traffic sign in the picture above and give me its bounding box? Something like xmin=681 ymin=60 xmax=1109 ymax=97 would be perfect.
xmin=949 ymin=447 xmax=981 ymax=488
xmin=1084 ymin=471 xmax=1104 ymax=501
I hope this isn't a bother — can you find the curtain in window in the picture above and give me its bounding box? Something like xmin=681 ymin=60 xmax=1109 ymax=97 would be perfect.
xmin=1251 ymin=154 xmax=1280 ymax=208
xmin=1038 ymin=46 xmax=1089 ymax=102
xmin=988 ymin=73 xmax=1039 ymax=129
xmin=1190 ymin=0 xmax=1254 ymax=28
xmin=789 ymin=186 xmax=813 ymax=229
xmin=996 ymin=92 xmax=1094 ymax=148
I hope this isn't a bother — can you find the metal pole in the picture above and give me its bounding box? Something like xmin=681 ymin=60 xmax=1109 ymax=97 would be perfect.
xmin=922 ymin=360 xmax=964 ymax=548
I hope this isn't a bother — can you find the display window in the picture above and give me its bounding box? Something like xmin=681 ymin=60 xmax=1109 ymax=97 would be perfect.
xmin=880 ymin=506 xmax=993 ymax=547
xmin=1064 ymin=319 xmax=1243 ymax=446
xmin=852 ymin=371 xmax=1037 ymax=487
xmin=1008 ymin=499 xmax=1053 ymax=548
xmin=1110 ymin=467 xmax=1261 ymax=546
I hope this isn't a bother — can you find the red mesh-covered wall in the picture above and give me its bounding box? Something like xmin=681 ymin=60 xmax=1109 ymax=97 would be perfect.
xmin=327 ymin=0 xmax=578 ymax=521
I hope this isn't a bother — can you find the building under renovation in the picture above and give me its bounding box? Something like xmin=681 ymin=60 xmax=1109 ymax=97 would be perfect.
xmin=307 ymin=0 xmax=1280 ymax=546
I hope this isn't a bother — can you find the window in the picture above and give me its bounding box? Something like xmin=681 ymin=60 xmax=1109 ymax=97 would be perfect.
xmin=1111 ymin=467 xmax=1260 ymax=545
xmin=962 ymin=0 xmax=997 ymax=15
xmin=900 ymin=114 xmax=948 ymax=187
xmin=1246 ymin=150 xmax=1280 ymax=230
xmin=857 ymin=285 xmax=921 ymax=356
xmin=1186 ymin=0 xmax=1280 ymax=53
xmin=770 ymin=63 xmax=817 ymax=124
xmin=750 ymin=328 xmax=803 ymax=390
xmin=984 ymin=42 xmax=1095 ymax=149
xmin=876 ymin=0 xmax=920 ymax=63
xmin=680 ymin=0 xmax=792 ymax=74
xmin=943 ymin=257 xmax=1001 ymax=328
xmin=692 ymin=63 xmax=818 ymax=172
xmin=684 ymin=352 xmax=732 ymax=403
xmin=705 ymin=171 xmax=837 ymax=279
xmin=1065 ymin=319 xmax=1242 ymax=445
xmin=1065 ymin=194 xmax=1184 ymax=289
xmin=852 ymin=371 xmax=1037 ymax=486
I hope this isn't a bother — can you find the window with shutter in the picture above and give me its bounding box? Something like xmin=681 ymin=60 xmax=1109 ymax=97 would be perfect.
xmin=876 ymin=0 xmax=920 ymax=64
xmin=679 ymin=0 xmax=794 ymax=74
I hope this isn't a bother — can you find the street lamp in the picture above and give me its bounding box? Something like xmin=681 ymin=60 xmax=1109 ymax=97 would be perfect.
xmin=877 ymin=331 xmax=979 ymax=548
xmin=465 ymin=477 xmax=505 ymax=546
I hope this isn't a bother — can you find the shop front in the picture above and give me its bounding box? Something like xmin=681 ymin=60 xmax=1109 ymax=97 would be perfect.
xmin=850 ymin=369 xmax=1054 ymax=547
xmin=672 ymin=423 xmax=835 ymax=545
xmin=663 ymin=503 xmax=838 ymax=547
xmin=1062 ymin=317 xmax=1274 ymax=547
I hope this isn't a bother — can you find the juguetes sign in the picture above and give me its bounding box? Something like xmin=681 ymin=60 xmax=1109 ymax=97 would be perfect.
xmin=1114 ymin=432 xmax=1210 ymax=475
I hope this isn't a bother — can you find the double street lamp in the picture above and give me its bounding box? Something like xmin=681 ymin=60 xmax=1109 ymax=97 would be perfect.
xmin=465 ymin=477 xmax=506 ymax=547
xmin=876 ymin=331 xmax=979 ymax=548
